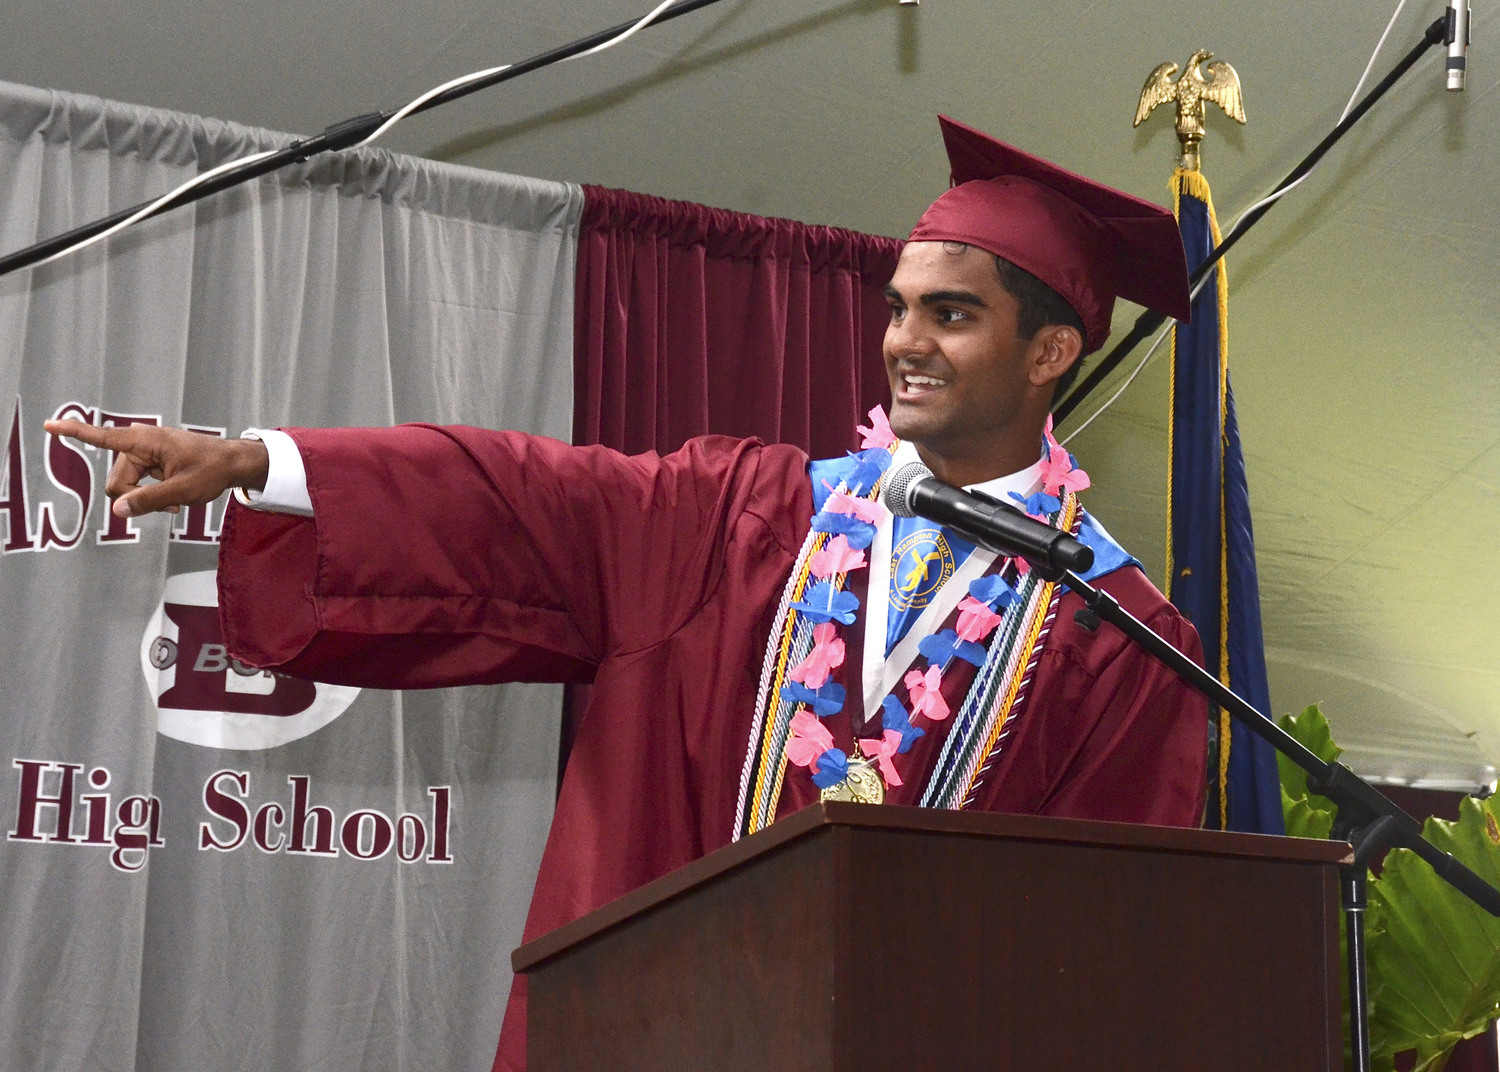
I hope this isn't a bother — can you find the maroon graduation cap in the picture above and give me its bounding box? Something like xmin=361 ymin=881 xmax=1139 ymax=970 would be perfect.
xmin=909 ymin=115 xmax=1191 ymax=354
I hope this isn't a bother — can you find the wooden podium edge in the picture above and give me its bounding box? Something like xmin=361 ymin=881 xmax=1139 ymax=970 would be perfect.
xmin=512 ymin=802 xmax=1353 ymax=972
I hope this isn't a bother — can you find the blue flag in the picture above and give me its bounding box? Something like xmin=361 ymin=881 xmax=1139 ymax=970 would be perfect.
xmin=1168 ymin=170 xmax=1284 ymax=835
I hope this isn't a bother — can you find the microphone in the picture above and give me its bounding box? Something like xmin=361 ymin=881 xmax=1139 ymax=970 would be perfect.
xmin=881 ymin=462 xmax=1094 ymax=578
xmin=1448 ymin=0 xmax=1471 ymax=91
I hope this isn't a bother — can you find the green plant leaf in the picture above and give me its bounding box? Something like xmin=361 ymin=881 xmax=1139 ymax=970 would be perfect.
xmin=1367 ymin=796 xmax=1500 ymax=1066
xmin=1278 ymin=704 xmax=1340 ymax=842
xmin=1277 ymin=703 xmax=1341 ymax=807
xmin=1283 ymin=785 xmax=1334 ymax=840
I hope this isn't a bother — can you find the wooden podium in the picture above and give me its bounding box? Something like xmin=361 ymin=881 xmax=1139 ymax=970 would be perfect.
xmin=514 ymin=803 xmax=1351 ymax=1071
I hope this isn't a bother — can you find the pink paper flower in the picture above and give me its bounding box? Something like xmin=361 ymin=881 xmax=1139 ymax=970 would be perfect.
xmin=789 ymin=622 xmax=846 ymax=688
xmin=955 ymin=595 xmax=1004 ymax=642
xmin=823 ymin=484 xmax=888 ymax=525
xmin=858 ymin=728 xmax=906 ymax=786
xmin=1010 ymin=555 xmax=1031 ymax=579
xmin=809 ymin=534 xmax=867 ymax=579
xmin=786 ymin=710 xmax=834 ymax=768
xmin=856 ymin=405 xmax=896 ymax=449
xmin=904 ymin=664 xmax=950 ymax=722
xmin=1038 ymin=441 xmax=1091 ymax=495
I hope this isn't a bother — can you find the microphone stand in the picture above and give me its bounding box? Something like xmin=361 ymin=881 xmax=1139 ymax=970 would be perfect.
xmin=1040 ymin=15 xmax=1470 ymax=1057
xmin=0 ymin=0 xmax=729 ymax=280
xmin=1050 ymin=566 xmax=1500 ymax=1072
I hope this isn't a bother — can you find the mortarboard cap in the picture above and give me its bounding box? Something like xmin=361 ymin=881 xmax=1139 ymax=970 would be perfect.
xmin=908 ymin=115 xmax=1192 ymax=353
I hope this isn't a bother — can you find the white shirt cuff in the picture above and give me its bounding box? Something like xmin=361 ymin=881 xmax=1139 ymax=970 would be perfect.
xmin=232 ymin=429 xmax=314 ymax=517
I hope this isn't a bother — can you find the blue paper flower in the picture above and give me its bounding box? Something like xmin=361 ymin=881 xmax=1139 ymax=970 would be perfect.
xmin=811 ymin=748 xmax=850 ymax=789
xmin=1073 ymin=512 xmax=1135 ymax=578
xmin=781 ymin=680 xmax=847 ymax=717
xmin=1009 ymin=490 xmax=1061 ymax=518
xmin=789 ymin=580 xmax=861 ymax=625
xmin=842 ymin=449 xmax=892 ymax=496
xmin=810 ymin=510 xmax=876 ymax=550
xmin=968 ymin=574 xmax=1018 ymax=610
xmin=880 ymin=696 xmax=925 ymax=754
xmin=919 ymin=628 xmax=987 ymax=668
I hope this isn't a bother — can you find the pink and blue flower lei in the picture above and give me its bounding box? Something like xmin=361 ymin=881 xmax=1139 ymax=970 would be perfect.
xmin=780 ymin=407 xmax=1090 ymax=796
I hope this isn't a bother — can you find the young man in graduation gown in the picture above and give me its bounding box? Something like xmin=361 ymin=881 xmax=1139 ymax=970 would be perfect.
xmin=48 ymin=116 xmax=1210 ymax=1071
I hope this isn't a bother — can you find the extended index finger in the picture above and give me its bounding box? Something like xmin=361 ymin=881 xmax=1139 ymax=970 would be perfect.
xmin=43 ymin=418 xmax=133 ymax=452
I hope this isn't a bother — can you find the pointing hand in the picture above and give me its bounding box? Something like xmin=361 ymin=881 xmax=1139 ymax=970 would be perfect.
xmin=43 ymin=419 xmax=270 ymax=518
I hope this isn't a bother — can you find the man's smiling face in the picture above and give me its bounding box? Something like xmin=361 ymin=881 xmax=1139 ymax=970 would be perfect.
xmin=883 ymin=240 xmax=1048 ymax=484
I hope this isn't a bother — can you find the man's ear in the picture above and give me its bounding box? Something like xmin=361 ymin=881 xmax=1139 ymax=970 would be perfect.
xmin=1028 ymin=324 xmax=1084 ymax=387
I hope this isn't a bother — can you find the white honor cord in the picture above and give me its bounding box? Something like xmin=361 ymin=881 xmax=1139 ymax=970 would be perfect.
xmin=32 ymin=0 xmax=685 ymax=271
xmin=1060 ymin=0 xmax=1411 ymax=444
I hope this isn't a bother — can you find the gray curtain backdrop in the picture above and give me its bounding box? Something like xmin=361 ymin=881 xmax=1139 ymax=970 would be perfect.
xmin=0 ymin=80 xmax=581 ymax=1071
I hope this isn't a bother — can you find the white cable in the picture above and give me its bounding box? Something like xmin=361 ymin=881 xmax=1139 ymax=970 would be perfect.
xmin=1341 ymin=0 xmax=1409 ymax=122
xmin=1226 ymin=0 xmax=1408 ymax=234
xmin=357 ymin=63 xmax=515 ymax=147
xmin=1063 ymin=0 xmax=1411 ymax=439
xmin=570 ymin=0 xmax=682 ymax=57
xmin=354 ymin=0 xmax=683 ymax=147
xmin=1058 ymin=322 xmax=1173 ymax=446
xmin=26 ymin=149 xmax=283 ymax=270
xmin=1059 ymin=270 xmax=1215 ymax=446
xmin=33 ymin=0 xmax=685 ymax=269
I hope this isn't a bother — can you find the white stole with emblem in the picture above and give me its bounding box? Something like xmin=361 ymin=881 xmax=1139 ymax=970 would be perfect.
xmin=861 ymin=441 xmax=1044 ymax=722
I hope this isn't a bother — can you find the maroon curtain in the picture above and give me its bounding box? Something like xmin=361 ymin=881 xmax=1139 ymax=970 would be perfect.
xmin=561 ymin=187 xmax=904 ymax=777
xmin=573 ymin=185 xmax=902 ymax=456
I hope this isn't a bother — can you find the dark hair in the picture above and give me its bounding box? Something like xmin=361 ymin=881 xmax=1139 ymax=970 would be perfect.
xmin=992 ymin=254 xmax=1087 ymax=399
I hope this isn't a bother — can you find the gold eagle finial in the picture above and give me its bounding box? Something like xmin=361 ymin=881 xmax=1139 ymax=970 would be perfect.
xmin=1134 ymin=50 xmax=1246 ymax=171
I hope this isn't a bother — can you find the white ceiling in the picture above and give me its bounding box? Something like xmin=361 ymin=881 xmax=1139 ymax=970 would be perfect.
xmin=3 ymin=0 xmax=1497 ymax=789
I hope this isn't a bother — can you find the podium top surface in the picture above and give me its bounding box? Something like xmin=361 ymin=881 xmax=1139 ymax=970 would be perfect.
xmin=513 ymin=803 xmax=1352 ymax=972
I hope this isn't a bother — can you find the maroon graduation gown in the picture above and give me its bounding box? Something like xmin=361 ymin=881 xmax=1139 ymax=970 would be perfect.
xmin=216 ymin=424 xmax=1209 ymax=1072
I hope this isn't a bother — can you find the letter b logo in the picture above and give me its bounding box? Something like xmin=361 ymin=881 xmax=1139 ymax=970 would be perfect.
xmin=142 ymin=571 xmax=359 ymax=750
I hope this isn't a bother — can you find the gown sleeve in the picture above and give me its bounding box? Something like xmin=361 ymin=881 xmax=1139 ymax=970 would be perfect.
xmin=216 ymin=425 xmax=803 ymax=690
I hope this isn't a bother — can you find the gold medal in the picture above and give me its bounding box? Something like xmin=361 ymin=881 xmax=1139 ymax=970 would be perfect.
xmin=818 ymin=760 xmax=885 ymax=804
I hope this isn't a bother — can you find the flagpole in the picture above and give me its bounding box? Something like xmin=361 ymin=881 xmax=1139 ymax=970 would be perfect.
xmin=1052 ymin=13 xmax=1450 ymax=427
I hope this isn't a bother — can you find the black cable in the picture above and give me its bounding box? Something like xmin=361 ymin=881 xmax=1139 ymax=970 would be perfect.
xmin=1052 ymin=14 xmax=1449 ymax=427
xmin=0 ymin=0 xmax=728 ymax=280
